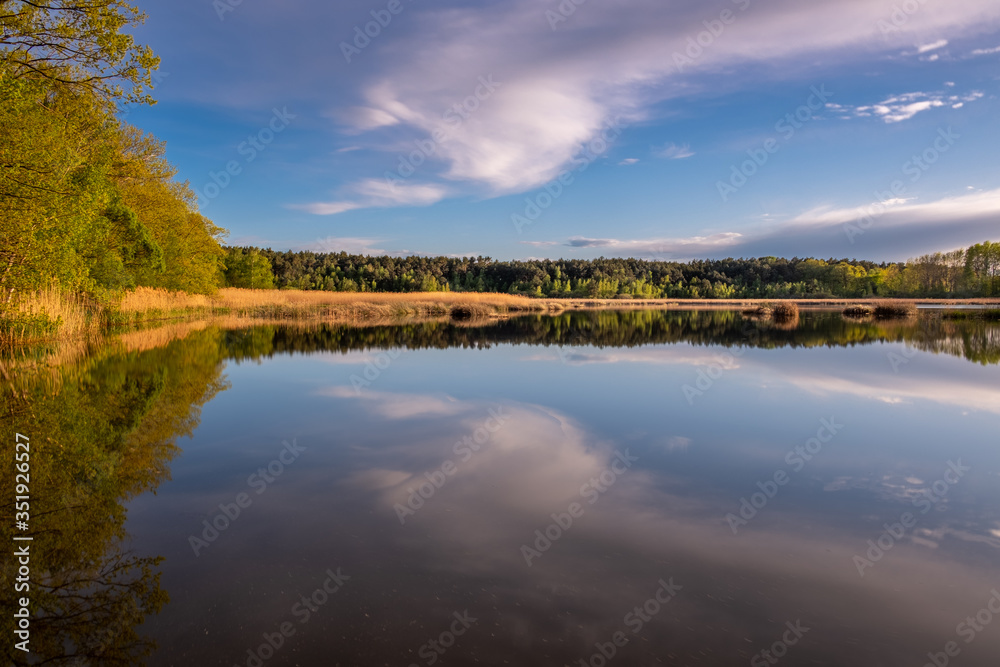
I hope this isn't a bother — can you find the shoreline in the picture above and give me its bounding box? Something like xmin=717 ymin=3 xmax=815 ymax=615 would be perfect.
xmin=4 ymin=288 xmax=1000 ymax=349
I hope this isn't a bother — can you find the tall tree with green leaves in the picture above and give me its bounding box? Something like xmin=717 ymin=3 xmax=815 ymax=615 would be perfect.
xmin=0 ymin=0 xmax=159 ymax=104
xmin=224 ymin=247 xmax=276 ymax=289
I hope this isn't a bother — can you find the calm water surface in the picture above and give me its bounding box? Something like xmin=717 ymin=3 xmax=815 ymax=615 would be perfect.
xmin=4 ymin=310 xmax=1000 ymax=666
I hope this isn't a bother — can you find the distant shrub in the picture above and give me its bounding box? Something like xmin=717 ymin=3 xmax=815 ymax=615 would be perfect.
xmin=843 ymin=304 xmax=874 ymax=318
xmin=771 ymin=302 xmax=799 ymax=320
xmin=873 ymin=301 xmax=917 ymax=318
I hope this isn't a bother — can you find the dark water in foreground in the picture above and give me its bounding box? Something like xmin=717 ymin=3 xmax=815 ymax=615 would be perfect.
xmin=3 ymin=310 xmax=1000 ymax=666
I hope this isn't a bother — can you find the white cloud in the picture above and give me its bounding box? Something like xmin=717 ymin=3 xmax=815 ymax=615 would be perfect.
xmin=654 ymin=142 xmax=694 ymax=159
xmin=917 ymin=39 xmax=948 ymax=53
xmin=830 ymin=89 xmax=984 ymax=123
xmin=319 ymin=387 xmax=464 ymax=420
xmin=340 ymin=106 xmax=400 ymax=131
xmin=619 ymin=158 xmax=639 ymax=165
xmin=297 ymin=236 xmax=406 ymax=256
xmin=294 ymin=179 xmax=449 ymax=216
xmin=789 ymin=188 xmax=1000 ymax=227
xmin=298 ymin=201 xmax=363 ymax=216
xmin=562 ymin=232 xmax=743 ymax=258
xmin=322 ymin=0 xmax=1000 ymax=200
xmin=970 ymin=45 xmax=1000 ymax=55
xmin=545 ymin=189 xmax=1000 ymax=261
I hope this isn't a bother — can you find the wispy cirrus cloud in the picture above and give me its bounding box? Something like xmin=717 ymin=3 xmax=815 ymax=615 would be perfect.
xmin=556 ymin=232 xmax=744 ymax=259
xmin=297 ymin=236 xmax=409 ymax=256
xmin=917 ymin=39 xmax=948 ymax=53
xmin=289 ymin=0 xmax=1000 ymax=213
xmin=533 ymin=188 xmax=1000 ymax=261
xmin=293 ymin=179 xmax=449 ymax=216
xmin=654 ymin=142 xmax=694 ymax=159
xmin=787 ymin=187 xmax=1000 ymax=227
xmin=827 ymin=89 xmax=984 ymax=122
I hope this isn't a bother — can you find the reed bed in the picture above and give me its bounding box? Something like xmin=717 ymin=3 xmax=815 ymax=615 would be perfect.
xmin=771 ymin=302 xmax=799 ymax=320
xmin=742 ymin=301 xmax=799 ymax=321
xmin=0 ymin=283 xmax=95 ymax=344
xmin=872 ymin=301 xmax=918 ymax=318
xmin=209 ymin=289 xmax=545 ymax=320
xmin=3 ymin=288 xmax=547 ymax=344
xmin=843 ymin=304 xmax=874 ymax=318
xmin=118 ymin=286 xmax=211 ymax=314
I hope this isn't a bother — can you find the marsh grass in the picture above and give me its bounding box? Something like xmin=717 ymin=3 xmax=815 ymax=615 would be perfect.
xmin=0 ymin=283 xmax=95 ymax=344
xmin=743 ymin=301 xmax=799 ymax=322
xmin=771 ymin=302 xmax=799 ymax=320
xmin=843 ymin=304 xmax=875 ymax=318
xmin=3 ymin=287 xmax=547 ymax=344
xmin=873 ymin=301 xmax=918 ymax=318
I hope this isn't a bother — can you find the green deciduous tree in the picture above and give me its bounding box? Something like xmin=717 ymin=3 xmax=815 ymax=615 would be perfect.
xmin=224 ymin=247 xmax=276 ymax=289
xmin=0 ymin=0 xmax=159 ymax=104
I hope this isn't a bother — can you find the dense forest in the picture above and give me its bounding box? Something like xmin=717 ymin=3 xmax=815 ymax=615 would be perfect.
xmin=225 ymin=242 xmax=1000 ymax=299
xmin=0 ymin=1 xmax=226 ymax=311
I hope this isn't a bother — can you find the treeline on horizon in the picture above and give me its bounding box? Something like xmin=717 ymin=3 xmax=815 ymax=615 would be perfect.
xmin=225 ymin=241 xmax=1000 ymax=299
xmin=1 ymin=1 xmax=226 ymax=317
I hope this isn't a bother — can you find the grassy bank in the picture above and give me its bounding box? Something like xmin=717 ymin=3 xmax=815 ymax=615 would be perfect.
xmin=4 ymin=287 xmax=1000 ymax=346
xmin=1 ymin=287 xmax=551 ymax=345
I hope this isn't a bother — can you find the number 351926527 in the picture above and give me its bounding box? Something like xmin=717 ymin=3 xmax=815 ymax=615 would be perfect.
xmin=15 ymin=433 xmax=30 ymax=520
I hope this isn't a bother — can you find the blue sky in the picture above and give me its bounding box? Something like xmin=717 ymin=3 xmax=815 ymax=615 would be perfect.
xmin=126 ymin=0 xmax=1000 ymax=261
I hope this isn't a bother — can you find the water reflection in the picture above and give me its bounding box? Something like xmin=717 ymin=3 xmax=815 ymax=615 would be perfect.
xmin=2 ymin=310 xmax=999 ymax=666
xmin=1 ymin=328 xmax=227 ymax=665
xmin=222 ymin=309 xmax=1000 ymax=365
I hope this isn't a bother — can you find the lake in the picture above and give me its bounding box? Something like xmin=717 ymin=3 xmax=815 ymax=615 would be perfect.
xmin=4 ymin=309 xmax=1000 ymax=666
